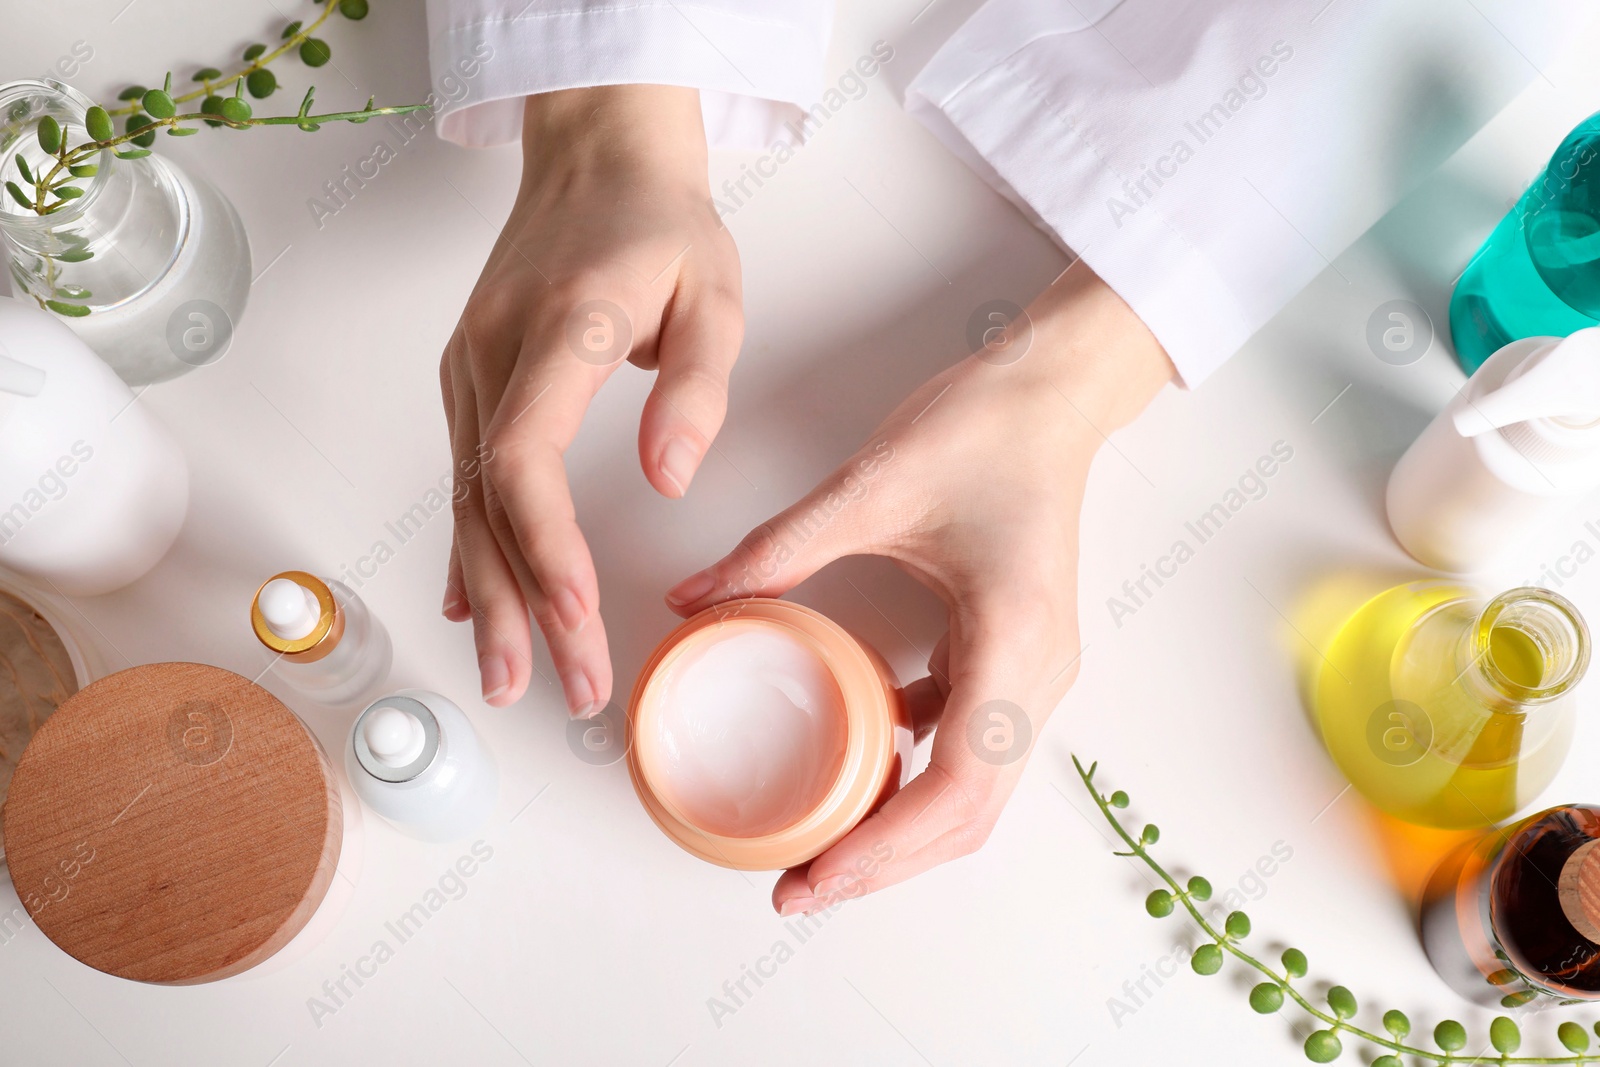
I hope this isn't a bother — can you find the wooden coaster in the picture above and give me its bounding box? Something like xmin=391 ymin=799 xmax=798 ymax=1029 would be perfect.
xmin=2 ymin=662 xmax=341 ymax=984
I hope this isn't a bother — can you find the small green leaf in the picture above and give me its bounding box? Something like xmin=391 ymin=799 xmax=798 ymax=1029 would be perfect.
xmin=85 ymin=105 xmax=113 ymax=143
xmin=1141 ymin=824 xmax=1160 ymax=845
xmin=243 ymin=43 xmax=267 ymax=61
xmin=166 ymin=127 xmax=198 ymax=137
xmin=192 ymin=67 xmax=223 ymax=82
xmin=116 ymin=85 xmax=148 ymax=101
xmin=282 ymin=19 xmax=303 ymax=38
xmin=1224 ymin=911 xmax=1251 ymax=939
xmin=1302 ymin=1030 xmax=1341 ymax=1063
xmin=1433 ymin=1020 xmax=1466 ymax=1052
xmin=1488 ymin=1016 xmax=1520 ymax=1054
xmin=15 ymin=156 xmax=32 ymax=184
xmin=1371 ymin=1059 xmax=1402 ymax=1067
xmin=220 ymin=97 xmax=252 ymax=124
xmin=36 ymin=116 xmax=61 ymax=155
xmin=1325 ymin=986 xmax=1355 ymax=1020
xmin=201 ymin=95 xmax=226 ymax=128
xmin=56 ymin=249 xmax=94 ymax=263
xmin=114 ymin=148 xmax=151 ymax=160
xmin=1190 ymin=944 xmax=1223 ymax=976
xmin=1282 ymin=948 xmax=1308 ymax=978
xmin=340 ymin=0 xmax=369 ymax=17
xmin=1381 ymin=1009 xmax=1409 ymax=1038
xmin=141 ymin=90 xmax=176 ymax=119
xmin=300 ymin=38 xmax=332 ymax=67
xmin=1559 ymin=1021 xmax=1591 ymax=1053
xmin=1186 ymin=876 xmax=1212 ymax=901
xmin=44 ymin=300 xmax=90 ymax=317
xmin=1248 ymin=983 xmax=1283 ymax=1014
xmin=5 ymin=181 xmax=30 ymax=209
xmin=297 ymin=121 xmax=322 ymax=132
xmin=127 ymin=114 xmax=157 ymax=148
xmin=68 ymin=164 xmax=98 ymax=178
xmin=1109 ymin=791 xmax=1129 ymax=809
xmin=1144 ymin=890 xmax=1174 ymax=918
xmin=51 ymin=186 xmax=84 ymax=200
xmin=1499 ymin=990 xmax=1538 ymax=1008
xmin=246 ymin=69 xmax=277 ymax=99
xmin=55 ymin=285 xmax=90 ymax=299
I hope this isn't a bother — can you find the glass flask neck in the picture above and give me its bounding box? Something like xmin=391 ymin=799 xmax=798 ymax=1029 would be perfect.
xmin=1464 ymin=587 xmax=1590 ymax=709
xmin=0 ymin=79 xmax=186 ymax=316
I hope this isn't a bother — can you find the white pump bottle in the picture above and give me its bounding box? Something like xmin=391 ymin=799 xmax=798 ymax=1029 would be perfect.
xmin=1387 ymin=327 xmax=1600 ymax=572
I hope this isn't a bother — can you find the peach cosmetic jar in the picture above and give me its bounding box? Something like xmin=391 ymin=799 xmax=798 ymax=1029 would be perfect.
xmin=627 ymin=599 xmax=912 ymax=871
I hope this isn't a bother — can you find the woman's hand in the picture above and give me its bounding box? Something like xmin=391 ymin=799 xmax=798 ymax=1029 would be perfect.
xmin=441 ymin=85 xmax=743 ymax=715
xmin=664 ymin=265 xmax=1174 ymax=912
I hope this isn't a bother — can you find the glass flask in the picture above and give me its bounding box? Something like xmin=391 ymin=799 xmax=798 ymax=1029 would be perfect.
xmin=1316 ymin=582 xmax=1589 ymax=828
xmin=1422 ymin=804 xmax=1600 ymax=1008
xmin=0 ymin=79 xmax=250 ymax=385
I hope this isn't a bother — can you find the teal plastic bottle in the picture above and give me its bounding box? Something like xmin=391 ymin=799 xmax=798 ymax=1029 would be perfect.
xmin=1450 ymin=113 xmax=1600 ymax=374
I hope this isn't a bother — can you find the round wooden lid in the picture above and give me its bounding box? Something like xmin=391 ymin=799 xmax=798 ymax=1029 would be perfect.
xmin=1 ymin=662 xmax=341 ymax=984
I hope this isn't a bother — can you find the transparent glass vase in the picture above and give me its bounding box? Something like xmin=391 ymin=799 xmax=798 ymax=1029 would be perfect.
xmin=0 ymin=79 xmax=250 ymax=385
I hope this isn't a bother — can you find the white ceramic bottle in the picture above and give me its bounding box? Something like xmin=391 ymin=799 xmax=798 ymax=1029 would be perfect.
xmin=250 ymin=571 xmax=393 ymax=708
xmin=346 ymin=690 xmax=498 ymax=842
xmin=0 ymin=296 xmax=188 ymax=595
xmin=1387 ymin=328 xmax=1600 ymax=572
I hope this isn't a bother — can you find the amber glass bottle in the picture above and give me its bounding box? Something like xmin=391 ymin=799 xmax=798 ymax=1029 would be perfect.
xmin=1421 ymin=805 xmax=1600 ymax=1007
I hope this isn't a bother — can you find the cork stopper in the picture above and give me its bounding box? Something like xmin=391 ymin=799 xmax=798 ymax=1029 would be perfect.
xmin=1559 ymin=839 xmax=1600 ymax=943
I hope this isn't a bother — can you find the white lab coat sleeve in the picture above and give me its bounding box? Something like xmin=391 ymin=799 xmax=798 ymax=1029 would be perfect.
xmin=424 ymin=0 xmax=831 ymax=151
xmin=906 ymin=0 xmax=1578 ymax=385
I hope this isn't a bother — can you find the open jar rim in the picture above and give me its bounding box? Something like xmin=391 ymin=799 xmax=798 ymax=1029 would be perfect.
xmin=626 ymin=599 xmax=905 ymax=871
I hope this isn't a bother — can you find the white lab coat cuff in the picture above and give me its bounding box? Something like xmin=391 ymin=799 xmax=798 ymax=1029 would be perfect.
xmin=426 ymin=4 xmax=829 ymax=151
xmin=907 ymin=57 xmax=1254 ymax=388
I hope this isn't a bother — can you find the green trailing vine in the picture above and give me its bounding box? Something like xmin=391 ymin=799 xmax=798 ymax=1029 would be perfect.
xmin=2 ymin=0 xmax=424 ymax=316
xmin=1073 ymin=755 xmax=1600 ymax=1064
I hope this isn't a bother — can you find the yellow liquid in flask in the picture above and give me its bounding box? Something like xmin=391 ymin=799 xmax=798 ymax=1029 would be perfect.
xmin=1315 ymin=582 xmax=1582 ymax=829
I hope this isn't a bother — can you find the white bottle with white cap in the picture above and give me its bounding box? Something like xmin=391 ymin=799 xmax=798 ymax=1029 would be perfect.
xmin=250 ymin=571 xmax=392 ymax=708
xmin=1388 ymin=327 xmax=1600 ymax=572
xmin=347 ymin=690 xmax=498 ymax=841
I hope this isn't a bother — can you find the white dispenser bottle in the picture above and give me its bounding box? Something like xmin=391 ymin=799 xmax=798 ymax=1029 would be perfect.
xmin=251 ymin=571 xmax=392 ymax=708
xmin=347 ymin=690 xmax=498 ymax=842
xmin=1387 ymin=328 xmax=1600 ymax=572
xmin=0 ymin=296 xmax=187 ymax=594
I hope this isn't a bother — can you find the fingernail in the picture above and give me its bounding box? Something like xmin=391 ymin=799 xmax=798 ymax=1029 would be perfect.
xmin=551 ymin=587 xmax=586 ymax=633
xmin=811 ymin=875 xmax=852 ymax=901
xmin=665 ymin=569 xmax=716 ymax=608
xmin=442 ymin=586 xmax=467 ymax=618
xmin=571 ymin=700 xmax=601 ymax=720
xmin=659 ymin=437 xmax=698 ymax=498
xmin=778 ymin=897 xmax=816 ymax=917
xmin=562 ymin=671 xmax=596 ymax=717
xmin=480 ymin=655 xmax=511 ymax=703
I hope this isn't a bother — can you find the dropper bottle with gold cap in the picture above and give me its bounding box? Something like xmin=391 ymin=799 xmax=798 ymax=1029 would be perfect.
xmin=251 ymin=571 xmax=392 ymax=709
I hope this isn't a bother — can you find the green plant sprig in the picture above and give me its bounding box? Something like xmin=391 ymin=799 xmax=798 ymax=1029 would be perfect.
xmin=1073 ymin=755 xmax=1600 ymax=1064
xmin=9 ymin=82 xmax=424 ymax=219
xmin=100 ymin=0 xmax=364 ymax=119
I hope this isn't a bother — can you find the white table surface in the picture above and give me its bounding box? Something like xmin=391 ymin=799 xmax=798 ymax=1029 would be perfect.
xmin=5 ymin=2 xmax=1600 ymax=1064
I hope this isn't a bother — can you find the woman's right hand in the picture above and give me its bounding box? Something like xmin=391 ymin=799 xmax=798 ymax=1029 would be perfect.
xmin=440 ymin=85 xmax=744 ymax=715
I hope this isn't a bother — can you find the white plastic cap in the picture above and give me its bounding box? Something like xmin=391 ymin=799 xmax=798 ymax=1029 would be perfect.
xmin=1454 ymin=329 xmax=1600 ymax=464
xmin=258 ymin=577 xmax=321 ymax=640
xmin=362 ymin=705 xmax=427 ymax=767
